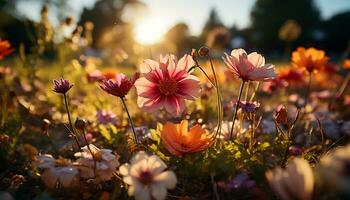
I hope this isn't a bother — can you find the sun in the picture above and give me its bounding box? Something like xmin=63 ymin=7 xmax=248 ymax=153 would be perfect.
xmin=134 ymin=17 xmax=166 ymax=45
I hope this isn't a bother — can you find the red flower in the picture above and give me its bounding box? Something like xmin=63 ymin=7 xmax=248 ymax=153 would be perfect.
xmin=100 ymin=72 xmax=139 ymax=98
xmin=0 ymin=39 xmax=14 ymax=60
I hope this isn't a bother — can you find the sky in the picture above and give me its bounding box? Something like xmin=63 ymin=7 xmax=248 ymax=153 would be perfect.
xmin=16 ymin=0 xmax=350 ymax=44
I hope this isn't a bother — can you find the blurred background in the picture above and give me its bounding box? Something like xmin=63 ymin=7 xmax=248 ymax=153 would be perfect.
xmin=1 ymin=0 xmax=350 ymax=62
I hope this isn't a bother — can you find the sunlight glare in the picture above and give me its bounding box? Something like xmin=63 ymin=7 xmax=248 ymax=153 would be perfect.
xmin=134 ymin=17 xmax=166 ymax=45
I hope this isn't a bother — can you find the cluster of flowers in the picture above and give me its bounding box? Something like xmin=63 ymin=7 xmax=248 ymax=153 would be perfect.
xmin=41 ymin=45 xmax=348 ymax=200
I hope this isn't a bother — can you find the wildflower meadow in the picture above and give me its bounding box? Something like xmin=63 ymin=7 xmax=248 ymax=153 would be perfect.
xmin=1 ymin=0 xmax=350 ymax=199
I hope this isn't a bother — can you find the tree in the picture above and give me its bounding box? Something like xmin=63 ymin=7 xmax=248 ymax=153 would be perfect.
xmin=323 ymin=11 xmax=350 ymax=53
xmin=250 ymin=0 xmax=320 ymax=53
xmin=200 ymin=8 xmax=224 ymax=42
xmin=79 ymin=0 xmax=143 ymax=49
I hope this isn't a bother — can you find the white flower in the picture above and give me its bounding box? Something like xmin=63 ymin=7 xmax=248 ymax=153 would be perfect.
xmin=119 ymin=151 xmax=177 ymax=200
xmin=74 ymin=144 xmax=119 ymax=183
xmin=266 ymin=158 xmax=314 ymax=200
xmin=216 ymin=120 xmax=247 ymax=140
xmin=318 ymin=144 xmax=350 ymax=191
xmin=35 ymin=154 xmax=79 ymax=189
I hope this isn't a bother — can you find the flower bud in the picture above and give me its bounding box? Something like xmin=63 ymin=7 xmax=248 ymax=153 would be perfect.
xmin=198 ymin=46 xmax=210 ymax=57
xmin=75 ymin=117 xmax=86 ymax=130
xmin=275 ymin=105 xmax=288 ymax=124
xmin=42 ymin=119 xmax=51 ymax=135
xmin=191 ymin=48 xmax=198 ymax=61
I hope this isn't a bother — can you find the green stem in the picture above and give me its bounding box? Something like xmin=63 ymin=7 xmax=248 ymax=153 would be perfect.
xmin=121 ymin=98 xmax=139 ymax=144
xmin=191 ymin=59 xmax=217 ymax=88
xmin=208 ymin=55 xmax=223 ymax=140
xmin=229 ymin=80 xmax=245 ymax=140
xmin=63 ymin=94 xmax=81 ymax=149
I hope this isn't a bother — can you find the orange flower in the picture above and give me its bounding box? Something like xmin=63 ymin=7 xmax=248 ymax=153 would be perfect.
xmin=0 ymin=39 xmax=14 ymax=60
xmin=161 ymin=120 xmax=213 ymax=156
xmin=292 ymin=47 xmax=329 ymax=73
xmin=343 ymin=59 xmax=350 ymax=69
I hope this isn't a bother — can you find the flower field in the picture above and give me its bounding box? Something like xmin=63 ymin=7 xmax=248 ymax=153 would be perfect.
xmin=1 ymin=1 xmax=350 ymax=200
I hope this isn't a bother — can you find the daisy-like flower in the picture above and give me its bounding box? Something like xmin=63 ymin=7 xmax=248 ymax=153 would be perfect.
xmin=292 ymin=47 xmax=329 ymax=73
xmin=0 ymin=39 xmax=14 ymax=60
xmin=161 ymin=120 xmax=213 ymax=156
xmin=74 ymin=144 xmax=119 ymax=183
xmin=100 ymin=72 xmax=139 ymax=98
xmin=135 ymin=54 xmax=200 ymax=116
xmin=266 ymin=158 xmax=314 ymax=200
xmin=237 ymin=101 xmax=260 ymax=113
xmin=53 ymin=78 xmax=73 ymax=94
xmin=223 ymin=48 xmax=276 ymax=81
xmin=35 ymin=154 xmax=79 ymax=189
xmin=119 ymin=151 xmax=177 ymax=200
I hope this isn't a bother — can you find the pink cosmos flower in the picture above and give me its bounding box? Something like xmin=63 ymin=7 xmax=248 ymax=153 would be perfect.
xmin=100 ymin=72 xmax=139 ymax=98
xmin=135 ymin=54 xmax=200 ymax=116
xmin=223 ymin=49 xmax=276 ymax=81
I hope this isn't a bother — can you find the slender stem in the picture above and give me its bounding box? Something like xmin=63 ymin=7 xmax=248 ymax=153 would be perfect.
xmin=229 ymin=80 xmax=245 ymax=140
xmin=63 ymin=94 xmax=81 ymax=149
xmin=244 ymin=82 xmax=250 ymax=101
xmin=192 ymin=59 xmax=217 ymax=88
xmin=120 ymin=98 xmax=139 ymax=144
xmin=249 ymin=82 xmax=260 ymax=102
xmin=208 ymin=55 xmax=222 ymax=140
xmin=82 ymin=129 xmax=96 ymax=178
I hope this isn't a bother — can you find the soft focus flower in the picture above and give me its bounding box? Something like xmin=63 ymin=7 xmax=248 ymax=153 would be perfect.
xmin=53 ymin=78 xmax=73 ymax=94
xmin=318 ymin=144 xmax=350 ymax=192
xmin=135 ymin=54 xmax=200 ymax=116
xmin=216 ymin=120 xmax=248 ymax=140
xmin=0 ymin=39 xmax=14 ymax=60
xmin=266 ymin=158 xmax=314 ymax=200
xmin=275 ymin=105 xmax=288 ymax=124
xmin=119 ymin=151 xmax=177 ymax=200
xmin=223 ymin=48 xmax=276 ymax=81
xmin=35 ymin=154 xmax=79 ymax=188
xmin=237 ymin=101 xmax=260 ymax=113
xmin=96 ymin=109 xmax=117 ymax=125
xmin=292 ymin=47 xmax=329 ymax=73
xmin=342 ymin=59 xmax=350 ymax=69
xmin=344 ymin=95 xmax=350 ymax=107
xmin=87 ymin=70 xmax=104 ymax=82
xmin=160 ymin=120 xmax=213 ymax=156
xmin=74 ymin=144 xmax=119 ymax=183
xmin=100 ymin=72 xmax=139 ymax=98
xmin=217 ymin=172 xmax=255 ymax=192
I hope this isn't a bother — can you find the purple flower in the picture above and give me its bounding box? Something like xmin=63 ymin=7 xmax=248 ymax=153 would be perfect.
xmin=53 ymin=78 xmax=73 ymax=94
xmin=132 ymin=126 xmax=150 ymax=142
xmin=237 ymin=101 xmax=260 ymax=113
xmin=218 ymin=172 xmax=255 ymax=192
xmin=96 ymin=110 xmax=117 ymax=125
xmin=100 ymin=73 xmax=139 ymax=98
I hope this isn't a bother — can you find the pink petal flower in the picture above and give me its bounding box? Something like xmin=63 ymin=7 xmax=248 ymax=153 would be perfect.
xmin=135 ymin=54 xmax=200 ymax=116
xmin=223 ymin=48 xmax=276 ymax=82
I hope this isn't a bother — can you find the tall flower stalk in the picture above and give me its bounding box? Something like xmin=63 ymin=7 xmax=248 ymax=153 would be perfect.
xmin=100 ymin=73 xmax=140 ymax=144
xmin=120 ymin=98 xmax=138 ymax=144
xmin=223 ymin=49 xmax=276 ymax=141
xmin=53 ymin=78 xmax=81 ymax=149
xmin=192 ymin=47 xmax=223 ymax=139
xmin=229 ymin=80 xmax=245 ymax=140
